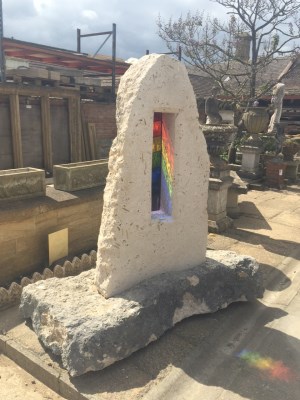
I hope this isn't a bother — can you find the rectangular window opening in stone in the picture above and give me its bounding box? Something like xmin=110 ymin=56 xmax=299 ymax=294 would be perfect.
xmin=152 ymin=112 xmax=175 ymax=219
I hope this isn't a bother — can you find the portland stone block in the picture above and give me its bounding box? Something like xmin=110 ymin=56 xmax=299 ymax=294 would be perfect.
xmin=95 ymin=54 xmax=210 ymax=298
xmin=20 ymin=250 xmax=263 ymax=377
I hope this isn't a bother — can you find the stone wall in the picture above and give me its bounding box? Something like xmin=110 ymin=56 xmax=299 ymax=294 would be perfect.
xmin=0 ymin=186 xmax=103 ymax=286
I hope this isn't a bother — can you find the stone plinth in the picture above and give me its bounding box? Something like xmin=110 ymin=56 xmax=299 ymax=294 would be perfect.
xmin=202 ymin=124 xmax=237 ymax=230
xmin=227 ymin=171 xmax=248 ymax=219
xmin=208 ymin=176 xmax=233 ymax=232
xmin=240 ymin=145 xmax=262 ymax=178
xmin=53 ymin=159 xmax=108 ymax=192
xmin=0 ymin=167 xmax=45 ymax=201
xmin=20 ymin=250 xmax=264 ymax=377
xmin=96 ymin=54 xmax=209 ymax=298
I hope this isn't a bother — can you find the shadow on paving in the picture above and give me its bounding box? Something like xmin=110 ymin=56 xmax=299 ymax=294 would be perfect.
xmin=174 ymin=305 xmax=300 ymax=400
xmin=1 ymin=260 xmax=296 ymax=399
xmin=236 ymin=201 xmax=272 ymax=230
xmin=224 ymin=228 xmax=300 ymax=261
xmin=258 ymin=263 xmax=291 ymax=292
xmin=283 ymin=185 xmax=300 ymax=195
xmin=65 ymin=297 xmax=299 ymax=400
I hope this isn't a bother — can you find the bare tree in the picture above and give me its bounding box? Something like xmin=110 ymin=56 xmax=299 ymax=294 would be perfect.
xmin=157 ymin=0 xmax=300 ymax=102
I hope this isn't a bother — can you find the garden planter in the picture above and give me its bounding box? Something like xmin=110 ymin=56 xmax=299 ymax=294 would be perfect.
xmin=53 ymin=159 xmax=108 ymax=192
xmin=202 ymin=125 xmax=237 ymax=162
xmin=242 ymin=107 xmax=269 ymax=135
xmin=0 ymin=167 xmax=45 ymax=200
xmin=282 ymin=142 xmax=299 ymax=161
xmin=265 ymin=158 xmax=286 ymax=189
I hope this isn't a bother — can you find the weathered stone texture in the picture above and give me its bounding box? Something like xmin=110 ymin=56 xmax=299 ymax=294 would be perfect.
xmin=96 ymin=54 xmax=210 ymax=298
xmin=20 ymin=250 xmax=264 ymax=377
xmin=0 ymin=167 xmax=45 ymax=200
xmin=53 ymin=159 xmax=108 ymax=192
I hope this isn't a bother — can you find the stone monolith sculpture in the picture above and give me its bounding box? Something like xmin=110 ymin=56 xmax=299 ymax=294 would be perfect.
xmin=20 ymin=55 xmax=263 ymax=377
xmin=95 ymin=54 xmax=209 ymax=298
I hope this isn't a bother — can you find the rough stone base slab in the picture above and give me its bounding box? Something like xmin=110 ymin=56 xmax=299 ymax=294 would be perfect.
xmin=20 ymin=250 xmax=264 ymax=377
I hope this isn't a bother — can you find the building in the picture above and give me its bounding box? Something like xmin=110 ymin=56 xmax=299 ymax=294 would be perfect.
xmin=0 ymin=37 xmax=129 ymax=173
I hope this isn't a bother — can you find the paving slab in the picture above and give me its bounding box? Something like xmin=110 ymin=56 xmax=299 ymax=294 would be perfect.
xmin=1 ymin=186 xmax=300 ymax=399
xmin=0 ymin=354 xmax=64 ymax=400
xmin=142 ymin=261 xmax=300 ymax=400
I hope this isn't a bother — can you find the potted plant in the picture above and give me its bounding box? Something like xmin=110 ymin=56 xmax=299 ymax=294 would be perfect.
xmin=282 ymin=139 xmax=299 ymax=161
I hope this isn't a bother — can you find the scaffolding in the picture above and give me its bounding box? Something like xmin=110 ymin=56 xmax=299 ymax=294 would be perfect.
xmin=77 ymin=24 xmax=116 ymax=100
xmin=0 ymin=0 xmax=6 ymax=82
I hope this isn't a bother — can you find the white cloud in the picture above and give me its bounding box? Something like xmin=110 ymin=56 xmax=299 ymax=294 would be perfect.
xmin=33 ymin=0 xmax=52 ymax=15
xmin=82 ymin=10 xmax=98 ymax=20
xmin=2 ymin=0 xmax=225 ymax=58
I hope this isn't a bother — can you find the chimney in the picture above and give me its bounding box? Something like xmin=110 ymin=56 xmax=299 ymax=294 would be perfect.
xmin=235 ymin=33 xmax=251 ymax=61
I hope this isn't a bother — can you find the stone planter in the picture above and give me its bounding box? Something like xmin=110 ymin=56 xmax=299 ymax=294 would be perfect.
xmin=53 ymin=159 xmax=108 ymax=192
xmin=239 ymin=108 xmax=269 ymax=178
xmin=0 ymin=168 xmax=46 ymax=200
xmin=242 ymin=107 xmax=269 ymax=135
xmin=202 ymin=124 xmax=237 ymax=165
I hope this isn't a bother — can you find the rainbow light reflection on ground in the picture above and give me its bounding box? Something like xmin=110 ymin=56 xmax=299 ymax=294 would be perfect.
xmin=237 ymin=349 xmax=297 ymax=383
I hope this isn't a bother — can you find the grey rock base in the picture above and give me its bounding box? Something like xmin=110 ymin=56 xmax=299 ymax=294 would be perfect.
xmin=20 ymin=250 xmax=264 ymax=377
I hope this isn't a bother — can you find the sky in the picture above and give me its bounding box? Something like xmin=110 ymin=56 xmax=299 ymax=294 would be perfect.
xmin=1 ymin=0 xmax=224 ymax=61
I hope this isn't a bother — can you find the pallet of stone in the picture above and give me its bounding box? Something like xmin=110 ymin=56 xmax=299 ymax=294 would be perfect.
xmin=5 ymin=74 xmax=59 ymax=87
xmin=5 ymin=74 xmax=23 ymax=84
xmin=74 ymin=76 xmax=101 ymax=87
xmin=59 ymin=75 xmax=71 ymax=84
xmin=100 ymin=77 xmax=121 ymax=87
xmin=48 ymin=71 xmax=60 ymax=81
xmin=7 ymin=67 xmax=49 ymax=80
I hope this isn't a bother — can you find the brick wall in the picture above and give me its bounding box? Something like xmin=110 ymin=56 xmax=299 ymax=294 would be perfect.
xmin=0 ymin=186 xmax=104 ymax=286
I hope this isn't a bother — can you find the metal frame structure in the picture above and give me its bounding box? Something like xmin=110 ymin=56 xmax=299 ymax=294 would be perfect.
xmin=146 ymin=46 xmax=182 ymax=61
xmin=77 ymin=24 xmax=116 ymax=100
xmin=0 ymin=0 xmax=6 ymax=83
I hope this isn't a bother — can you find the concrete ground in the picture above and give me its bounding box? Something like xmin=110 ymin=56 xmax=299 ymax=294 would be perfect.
xmin=0 ymin=186 xmax=299 ymax=400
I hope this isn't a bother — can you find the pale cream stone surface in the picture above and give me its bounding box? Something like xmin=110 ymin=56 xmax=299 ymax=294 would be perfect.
xmin=95 ymin=54 xmax=210 ymax=297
